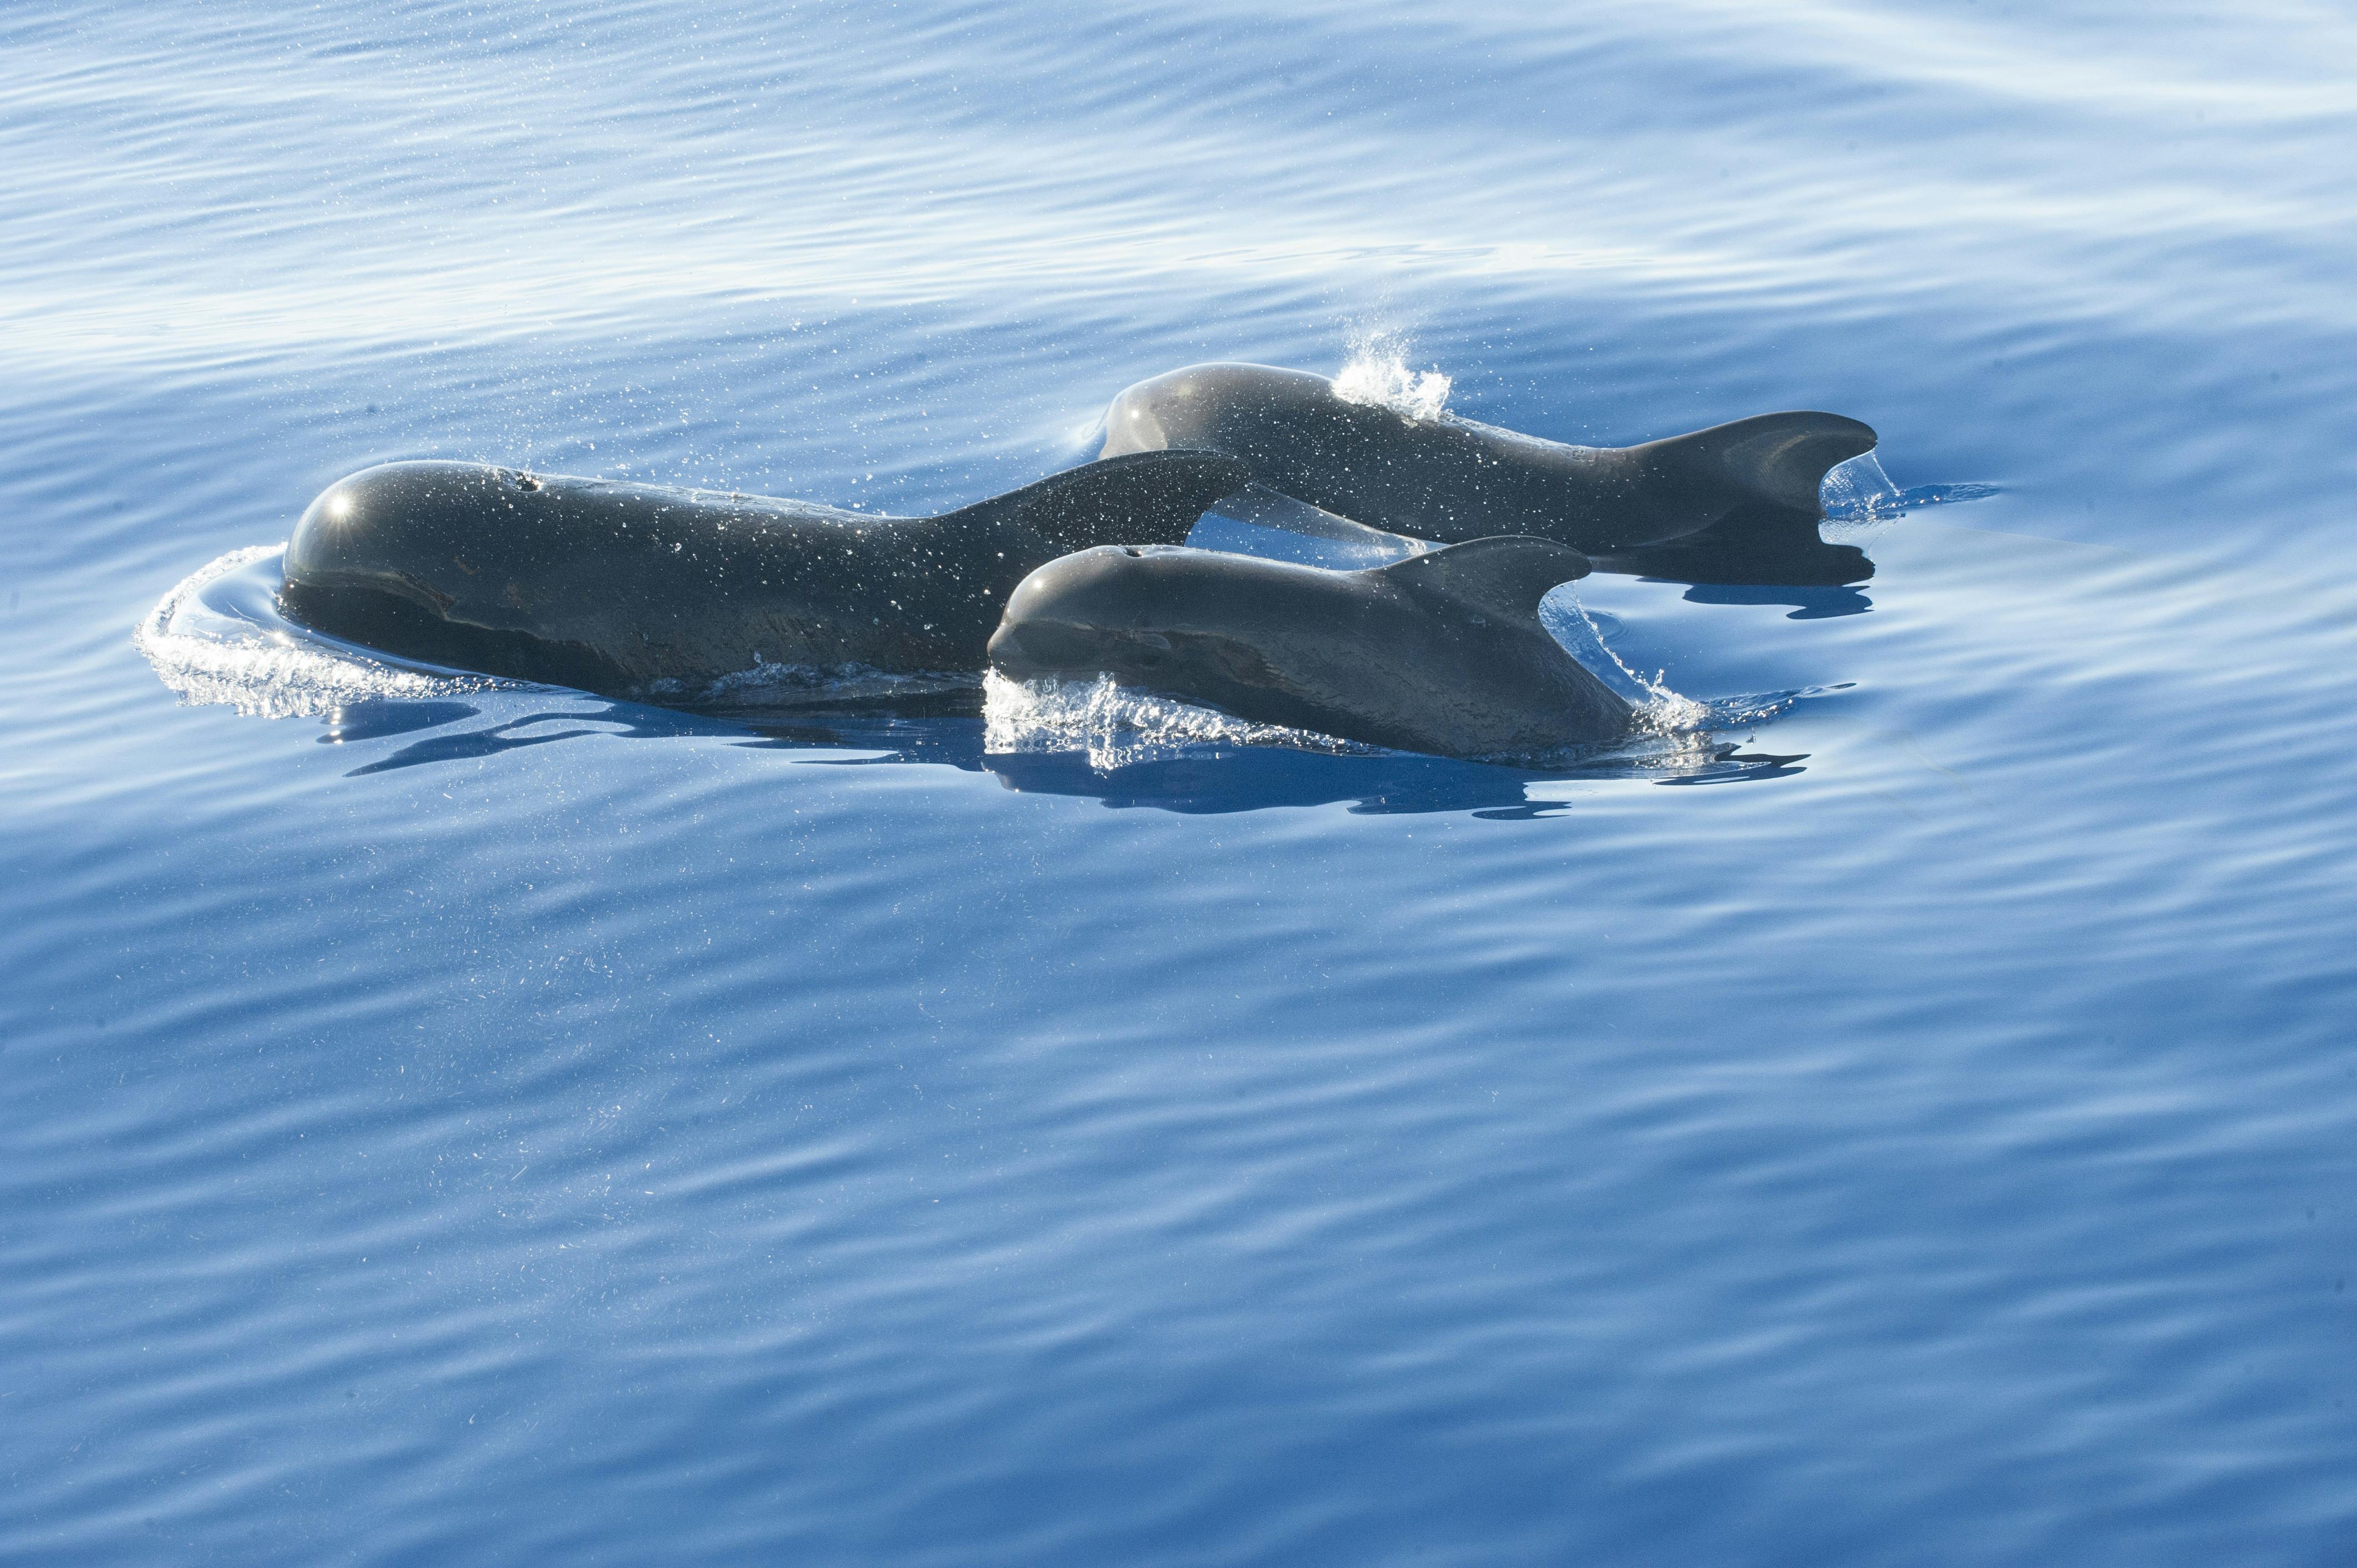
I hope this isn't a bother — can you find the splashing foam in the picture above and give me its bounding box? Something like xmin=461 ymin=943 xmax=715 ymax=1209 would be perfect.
xmin=1819 ymin=451 xmax=1907 ymax=541
xmin=1552 ymin=594 xmax=1812 ymax=775
xmin=1535 ymin=586 xmax=1821 ymax=774
xmin=984 ymin=663 xmax=1800 ymax=777
xmin=135 ymin=546 xmax=508 ymax=719
xmin=1331 ymin=332 xmax=1452 ymax=422
xmin=1550 ymin=586 xmax=1710 ymax=731
xmin=984 ymin=671 xmax=1377 ymax=771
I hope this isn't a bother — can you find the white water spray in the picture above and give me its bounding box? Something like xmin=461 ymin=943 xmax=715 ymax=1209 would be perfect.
xmin=1331 ymin=330 xmax=1452 ymax=422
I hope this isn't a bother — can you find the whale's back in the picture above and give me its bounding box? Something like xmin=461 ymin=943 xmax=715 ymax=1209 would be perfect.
xmin=1098 ymin=362 xmax=1877 ymax=580
xmin=281 ymin=453 xmax=1250 ymax=692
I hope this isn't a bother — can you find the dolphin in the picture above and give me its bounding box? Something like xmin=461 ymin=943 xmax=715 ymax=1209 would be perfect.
xmin=987 ymin=536 xmax=1630 ymax=759
xmin=280 ymin=451 xmax=1249 ymax=694
xmin=1098 ymin=362 xmax=1879 ymax=585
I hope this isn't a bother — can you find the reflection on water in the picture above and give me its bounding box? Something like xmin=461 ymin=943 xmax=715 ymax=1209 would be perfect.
xmin=317 ymin=700 xmax=482 ymax=743
xmin=339 ymin=703 xmax=721 ymax=775
xmin=324 ymin=695 xmax=1810 ymax=813
xmin=765 ymin=713 xmax=1809 ymax=814
xmin=1670 ymin=583 xmax=1875 ymax=619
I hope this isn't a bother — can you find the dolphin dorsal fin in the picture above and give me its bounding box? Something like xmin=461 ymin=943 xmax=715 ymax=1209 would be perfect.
xmin=931 ymin=450 xmax=1251 ymax=554
xmin=1370 ymin=535 xmax=1592 ymax=622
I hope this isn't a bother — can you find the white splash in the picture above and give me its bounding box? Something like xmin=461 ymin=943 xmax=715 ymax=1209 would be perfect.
xmin=983 ymin=670 xmax=1377 ymax=771
xmin=1548 ymin=586 xmax=1711 ymax=734
xmin=980 ymin=660 xmax=1787 ymax=777
xmin=1331 ymin=331 xmax=1452 ymax=422
xmin=1820 ymin=451 xmax=1907 ymax=541
xmin=133 ymin=546 xmax=507 ymax=719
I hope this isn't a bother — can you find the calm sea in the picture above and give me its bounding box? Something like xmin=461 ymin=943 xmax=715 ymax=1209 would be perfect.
xmin=4 ymin=3 xmax=2354 ymax=1562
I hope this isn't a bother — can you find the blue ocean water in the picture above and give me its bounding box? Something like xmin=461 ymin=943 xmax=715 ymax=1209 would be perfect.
xmin=5 ymin=2 xmax=2356 ymax=1562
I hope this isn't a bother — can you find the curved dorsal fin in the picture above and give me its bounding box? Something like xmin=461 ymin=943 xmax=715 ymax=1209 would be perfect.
xmin=930 ymin=450 xmax=1250 ymax=554
xmin=1368 ymin=535 xmax=1592 ymax=622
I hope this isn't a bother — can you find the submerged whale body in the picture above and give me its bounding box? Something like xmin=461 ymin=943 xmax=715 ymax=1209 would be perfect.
xmin=280 ymin=451 xmax=1248 ymax=694
xmin=1099 ymin=363 xmax=1879 ymax=585
xmin=989 ymin=536 xmax=1631 ymax=760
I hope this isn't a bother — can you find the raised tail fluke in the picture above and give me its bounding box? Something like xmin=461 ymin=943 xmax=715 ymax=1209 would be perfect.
xmin=1630 ymin=411 xmax=1879 ymax=517
xmin=1593 ymin=411 xmax=1880 ymax=585
xmin=939 ymin=450 xmax=1253 ymax=555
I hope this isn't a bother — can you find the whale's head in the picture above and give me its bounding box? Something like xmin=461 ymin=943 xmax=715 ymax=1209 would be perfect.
xmin=991 ymin=537 xmax=1630 ymax=756
xmin=990 ymin=545 xmax=1200 ymax=687
xmin=285 ymin=461 xmax=537 ymax=615
xmin=987 ymin=543 xmax=1315 ymax=698
xmin=281 ymin=461 xmax=634 ymax=689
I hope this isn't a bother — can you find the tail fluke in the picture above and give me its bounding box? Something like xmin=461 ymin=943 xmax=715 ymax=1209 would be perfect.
xmin=1630 ymin=411 xmax=1879 ymax=517
xmin=939 ymin=450 xmax=1252 ymax=555
xmin=1593 ymin=411 xmax=1879 ymax=585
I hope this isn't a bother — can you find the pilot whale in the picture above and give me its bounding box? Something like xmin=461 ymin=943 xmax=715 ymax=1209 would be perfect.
xmin=1098 ymin=362 xmax=1879 ymax=585
xmin=280 ymin=451 xmax=1248 ymax=694
xmin=987 ymin=536 xmax=1630 ymax=759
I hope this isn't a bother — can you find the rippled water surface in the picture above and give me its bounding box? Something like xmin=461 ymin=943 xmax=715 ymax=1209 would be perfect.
xmin=6 ymin=3 xmax=2356 ymax=1563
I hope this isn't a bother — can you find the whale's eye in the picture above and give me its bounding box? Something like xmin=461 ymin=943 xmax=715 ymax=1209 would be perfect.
xmin=1122 ymin=547 xmax=1143 ymax=558
xmin=518 ymin=474 xmax=543 ymax=492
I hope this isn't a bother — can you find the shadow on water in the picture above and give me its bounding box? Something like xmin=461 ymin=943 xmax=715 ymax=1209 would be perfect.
xmin=1670 ymin=583 xmax=1875 ymax=620
xmin=332 ymin=700 xmax=723 ymax=774
xmin=779 ymin=719 xmax=1809 ymax=816
xmin=325 ymin=697 xmax=1806 ymax=814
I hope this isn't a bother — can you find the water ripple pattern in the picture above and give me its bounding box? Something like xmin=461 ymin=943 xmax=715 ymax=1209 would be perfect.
xmin=136 ymin=546 xmax=516 ymax=718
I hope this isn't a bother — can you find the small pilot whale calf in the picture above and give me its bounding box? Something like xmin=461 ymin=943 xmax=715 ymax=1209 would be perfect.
xmin=1098 ymin=362 xmax=1879 ymax=585
xmin=280 ymin=451 xmax=1249 ymax=694
xmin=988 ymin=536 xmax=1630 ymax=759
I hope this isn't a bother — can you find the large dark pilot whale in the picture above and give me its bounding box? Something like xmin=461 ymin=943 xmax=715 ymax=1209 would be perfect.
xmin=280 ymin=451 xmax=1248 ymax=693
xmin=988 ymin=536 xmax=1630 ymax=759
xmin=1098 ymin=363 xmax=1879 ymax=585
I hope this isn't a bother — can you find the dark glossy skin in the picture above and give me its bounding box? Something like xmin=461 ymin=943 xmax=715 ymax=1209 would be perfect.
xmin=989 ymin=537 xmax=1632 ymax=759
xmin=280 ymin=451 xmax=1248 ymax=693
xmin=1099 ymin=362 xmax=1879 ymax=585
